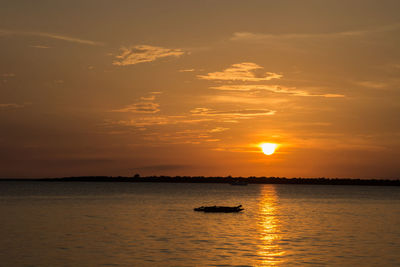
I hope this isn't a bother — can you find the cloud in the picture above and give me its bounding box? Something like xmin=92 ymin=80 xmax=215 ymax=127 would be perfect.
xmin=121 ymin=127 xmax=228 ymax=145
xmin=211 ymin=84 xmax=282 ymax=92
xmin=211 ymin=84 xmax=345 ymax=97
xmin=108 ymin=117 xmax=169 ymax=127
xmin=107 ymin=116 xmax=212 ymax=127
xmin=109 ymin=107 xmax=275 ymax=129
xmin=209 ymin=127 xmax=229 ymax=133
xmin=197 ymin=62 xmax=282 ymax=82
xmin=0 ymin=103 xmax=27 ymax=109
xmin=156 ymin=129 xmax=221 ymax=143
xmin=113 ymin=45 xmax=185 ymax=66
xmin=30 ymin=45 xmax=51 ymax=49
xmin=190 ymin=107 xmax=276 ymax=118
xmin=198 ymin=63 xmax=343 ymax=100
xmin=231 ymin=31 xmax=362 ymax=42
xmin=179 ymin=69 xmax=195 ymax=72
xmin=354 ymin=81 xmax=387 ymax=89
xmin=206 ymin=95 xmax=269 ymax=104
xmin=231 ymin=23 xmax=400 ymax=42
xmin=112 ymin=92 xmax=161 ymax=113
xmin=1 ymin=73 xmax=15 ymax=77
xmin=0 ymin=29 xmax=103 ymax=46
xmin=140 ymin=95 xmax=156 ymax=101
xmin=112 ymin=102 xmax=160 ymax=113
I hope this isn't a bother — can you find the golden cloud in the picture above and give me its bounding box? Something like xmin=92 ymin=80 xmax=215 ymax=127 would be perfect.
xmin=190 ymin=107 xmax=276 ymax=118
xmin=211 ymin=84 xmax=345 ymax=97
xmin=106 ymin=116 xmax=211 ymax=127
xmin=111 ymin=92 xmax=163 ymax=113
xmin=113 ymin=45 xmax=185 ymax=66
xmin=198 ymin=62 xmax=282 ymax=81
xmin=112 ymin=102 xmax=160 ymax=113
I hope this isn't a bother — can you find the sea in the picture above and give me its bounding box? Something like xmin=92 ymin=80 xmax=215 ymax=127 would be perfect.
xmin=0 ymin=181 xmax=400 ymax=266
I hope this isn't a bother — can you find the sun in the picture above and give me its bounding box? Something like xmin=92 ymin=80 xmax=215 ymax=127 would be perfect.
xmin=260 ymin=143 xmax=278 ymax=155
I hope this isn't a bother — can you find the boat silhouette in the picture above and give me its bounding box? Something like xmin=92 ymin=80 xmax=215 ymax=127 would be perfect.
xmin=194 ymin=205 xmax=244 ymax=213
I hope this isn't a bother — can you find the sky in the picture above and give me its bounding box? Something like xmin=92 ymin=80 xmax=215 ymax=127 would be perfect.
xmin=1 ymin=0 xmax=400 ymax=179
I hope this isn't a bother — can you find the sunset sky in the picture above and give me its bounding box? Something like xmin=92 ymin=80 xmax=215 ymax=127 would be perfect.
xmin=1 ymin=0 xmax=400 ymax=178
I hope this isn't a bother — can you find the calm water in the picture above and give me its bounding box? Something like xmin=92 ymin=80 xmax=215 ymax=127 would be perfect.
xmin=1 ymin=182 xmax=400 ymax=266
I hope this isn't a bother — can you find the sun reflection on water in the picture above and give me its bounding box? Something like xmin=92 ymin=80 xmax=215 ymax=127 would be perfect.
xmin=257 ymin=185 xmax=285 ymax=266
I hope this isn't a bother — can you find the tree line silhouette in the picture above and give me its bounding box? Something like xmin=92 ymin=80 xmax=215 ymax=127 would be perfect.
xmin=1 ymin=175 xmax=399 ymax=186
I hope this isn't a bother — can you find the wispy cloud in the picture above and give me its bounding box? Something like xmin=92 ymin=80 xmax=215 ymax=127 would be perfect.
xmin=1 ymin=73 xmax=15 ymax=77
xmin=105 ymin=103 xmax=275 ymax=145
xmin=107 ymin=107 xmax=274 ymax=128
xmin=231 ymin=23 xmax=400 ymax=42
xmin=179 ymin=69 xmax=196 ymax=72
xmin=198 ymin=62 xmax=282 ymax=82
xmin=107 ymin=123 xmax=228 ymax=145
xmin=0 ymin=103 xmax=28 ymax=109
xmin=231 ymin=31 xmax=361 ymax=42
xmin=113 ymin=45 xmax=185 ymax=66
xmin=112 ymin=102 xmax=160 ymax=113
xmin=0 ymin=29 xmax=103 ymax=46
xmin=191 ymin=107 xmax=276 ymax=118
xmin=354 ymin=81 xmax=387 ymax=89
xmin=209 ymin=127 xmax=229 ymax=133
xmin=211 ymin=84 xmax=344 ymax=98
xmin=30 ymin=45 xmax=51 ymax=49
xmin=106 ymin=116 xmax=211 ymax=127
xmin=140 ymin=95 xmax=156 ymax=101
xmin=205 ymin=94 xmax=271 ymax=104
xmin=155 ymin=128 xmax=227 ymax=144
xmin=112 ymin=92 xmax=162 ymax=114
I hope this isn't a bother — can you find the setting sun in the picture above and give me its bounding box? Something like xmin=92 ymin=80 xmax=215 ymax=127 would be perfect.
xmin=260 ymin=143 xmax=278 ymax=155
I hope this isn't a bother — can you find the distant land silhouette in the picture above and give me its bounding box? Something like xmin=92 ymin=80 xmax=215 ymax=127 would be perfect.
xmin=1 ymin=176 xmax=399 ymax=186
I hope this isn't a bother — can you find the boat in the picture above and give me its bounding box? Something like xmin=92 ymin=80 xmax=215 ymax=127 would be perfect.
xmin=194 ymin=205 xmax=244 ymax=213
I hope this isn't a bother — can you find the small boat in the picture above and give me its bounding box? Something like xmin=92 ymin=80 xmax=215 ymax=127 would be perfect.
xmin=194 ymin=205 xmax=244 ymax=213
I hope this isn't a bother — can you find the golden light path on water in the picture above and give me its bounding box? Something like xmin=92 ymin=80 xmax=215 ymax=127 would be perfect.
xmin=257 ymin=185 xmax=285 ymax=266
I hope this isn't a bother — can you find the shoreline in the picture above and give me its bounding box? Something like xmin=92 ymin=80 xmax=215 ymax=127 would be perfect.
xmin=0 ymin=176 xmax=399 ymax=186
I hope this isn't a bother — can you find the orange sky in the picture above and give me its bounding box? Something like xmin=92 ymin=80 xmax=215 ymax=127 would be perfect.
xmin=1 ymin=0 xmax=400 ymax=178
